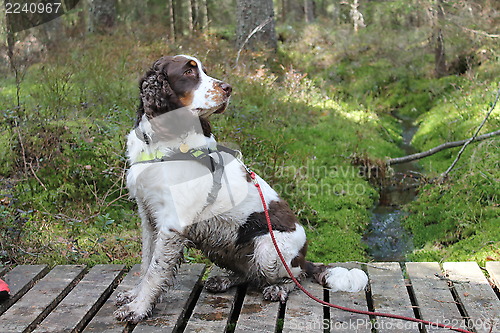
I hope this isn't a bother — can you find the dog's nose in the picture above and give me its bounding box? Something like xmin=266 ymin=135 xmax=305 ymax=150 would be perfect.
xmin=221 ymin=82 xmax=232 ymax=97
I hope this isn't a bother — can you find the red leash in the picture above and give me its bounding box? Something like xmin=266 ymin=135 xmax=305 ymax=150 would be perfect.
xmin=249 ymin=171 xmax=473 ymax=333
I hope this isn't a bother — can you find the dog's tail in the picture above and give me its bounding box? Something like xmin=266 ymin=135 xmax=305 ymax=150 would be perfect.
xmin=303 ymin=261 xmax=368 ymax=292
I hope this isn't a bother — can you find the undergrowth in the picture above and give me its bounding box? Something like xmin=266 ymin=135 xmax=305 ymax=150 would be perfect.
xmin=0 ymin=30 xmax=403 ymax=266
xmin=1 ymin=9 xmax=498 ymax=267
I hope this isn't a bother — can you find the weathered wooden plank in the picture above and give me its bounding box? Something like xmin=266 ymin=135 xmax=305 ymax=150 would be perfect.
xmin=0 ymin=265 xmax=49 ymax=315
xmin=367 ymin=262 xmax=419 ymax=332
xmin=406 ymin=262 xmax=467 ymax=332
xmin=328 ymin=263 xmax=371 ymax=332
xmin=83 ymin=264 xmax=141 ymax=333
xmin=233 ymin=287 xmax=280 ymax=333
xmin=444 ymin=262 xmax=500 ymax=333
xmin=33 ymin=264 xmax=125 ymax=333
xmin=183 ymin=266 xmax=238 ymax=333
xmin=0 ymin=265 xmax=86 ymax=333
xmin=485 ymin=261 xmax=500 ymax=289
xmin=283 ymin=278 xmax=325 ymax=332
xmin=132 ymin=263 xmax=206 ymax=333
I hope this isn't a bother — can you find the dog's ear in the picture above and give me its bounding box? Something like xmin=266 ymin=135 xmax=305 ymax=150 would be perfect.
xmin=136 ymin=58 xmax=182 ymax=124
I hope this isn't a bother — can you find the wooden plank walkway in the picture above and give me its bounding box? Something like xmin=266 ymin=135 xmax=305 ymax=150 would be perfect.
xmin=0 ymin=262 xmax=498 ymax=333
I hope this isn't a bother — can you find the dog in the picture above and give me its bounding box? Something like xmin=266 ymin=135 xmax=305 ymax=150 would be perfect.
xmin=114 ymin=55 xmax=368 ymax=323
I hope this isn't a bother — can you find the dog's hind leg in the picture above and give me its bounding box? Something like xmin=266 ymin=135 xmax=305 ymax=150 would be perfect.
xmin=114 ymin=231 xmax=185 ymax=323
xmin=205 ymin=273 xmax=247 ymax=293
xmin=262 ymin=279 xmax=298 ymax=302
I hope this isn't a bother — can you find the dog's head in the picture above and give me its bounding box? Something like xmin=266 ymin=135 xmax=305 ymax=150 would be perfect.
xmin=137 ymin=55 xmax=232 ymax=125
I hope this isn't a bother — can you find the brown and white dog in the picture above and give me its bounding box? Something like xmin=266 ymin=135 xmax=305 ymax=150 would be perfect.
xmin=114 ymin=55 xmax=368 ymax=323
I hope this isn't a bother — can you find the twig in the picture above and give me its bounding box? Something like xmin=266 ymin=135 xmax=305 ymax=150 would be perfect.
xmin=447 ymin=19 xmax=500 ymax=38
xmin=434 ymin=273 xmax=470 ymax=284
xmin=346 ymin=261 xmax=391 ymax=270
xmin=387 ymin=129 xmax=500 ymax=165
xmin=432 ymin=298 xmax=459 ymax=304
xmin=440 ymin=87 xmax=500 ymax=180
xmin=234 ymin=17 xmax=273 ymax=68
xmin=28 ymin=162 xmax=47 ymax=191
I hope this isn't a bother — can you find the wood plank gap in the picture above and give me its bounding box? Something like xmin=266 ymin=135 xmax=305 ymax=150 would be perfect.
xmin=27 ymin=266 xmax=88 ymax=333
xmin=400 ymin=263 xmax=426 ymax=333
xmin=0 ymin=265 xmax=49 ymax=316
xmin=448 ymin=281 xmax=475 ymax=332
xmin=0 ymin=265 xmax=87 ymax=333
xmin=485 ymin=262 xmax=500 ymax=298
xmin=33 ymin=264 xmax=126 ymax=333
xmin=444 ymin=262 xmax=500 ymax=333
xmin=172 ymin=276 xmax=205 ymax=333
xmin=132 ymin=263 xmax=206 ymax=333
xmin=367 ymin=262 xmax=420 ymax=332
xmin=225 ymin=284 xmax=247 ymax=333
xmin=405 ymin=262 xmax=468 ymax=332
xmin=82 ymin=264 xmax=142 ymax=333
xmin=364 ymin=268 xmax=377 ymax=333
xmin=275 ymin=297 xmax=286 ymax=333
xmin=179 ymin=266 xmax=238 ymax=333
xmin=323 ymin=288 xmax=330 ymax=333
xmin=79 ymin=266 xmax=124 ymax=331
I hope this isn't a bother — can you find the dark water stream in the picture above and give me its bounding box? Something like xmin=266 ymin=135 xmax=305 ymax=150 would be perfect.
xmin=363 ymin=114 xmax=422 ymax=261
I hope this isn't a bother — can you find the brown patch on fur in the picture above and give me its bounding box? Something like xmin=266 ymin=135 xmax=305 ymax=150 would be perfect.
xmin=291 ymin=242 xmax=307 ymax=268
xmin=136 ymin=55 xmax=205 ymax=126
xmin=237 ymin=200 xmax=298 ymax=244
xmin=242 ymin=166 xmax=252 ymax=182
xmin=179 ymin=91 xmax=194 ymax=107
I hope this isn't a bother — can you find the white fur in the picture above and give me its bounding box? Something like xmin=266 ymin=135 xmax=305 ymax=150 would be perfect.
xmin=324 ymin=267 xmax=368 ymax=292
xmin=178 ymin=54 xmax=229 ymax=114
xmin=116 ymin=55 xmax=366 ymax=323
xmin=253 ymin=224 xmax=307 ymax=281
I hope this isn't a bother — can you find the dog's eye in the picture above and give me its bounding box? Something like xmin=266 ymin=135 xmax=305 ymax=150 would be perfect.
xmin=184 ymin=68 xmax=195 ymax=76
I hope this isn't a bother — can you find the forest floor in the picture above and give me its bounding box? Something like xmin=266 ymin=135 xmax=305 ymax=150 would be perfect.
xmin=0 ymin=20 xmax=499 ymax=268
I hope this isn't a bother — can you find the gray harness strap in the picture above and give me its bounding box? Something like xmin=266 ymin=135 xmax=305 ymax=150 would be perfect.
xmin=133 ymin=129 xmax=240 ymax=206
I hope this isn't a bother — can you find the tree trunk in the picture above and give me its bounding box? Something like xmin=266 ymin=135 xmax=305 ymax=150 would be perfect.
xmin=174 ymin=0 xmax=184 ymax=37
xmin=187 ymin=0 xmax=194 ymax=32
xmin=304 ymin=0 xmax=314 ymax=23
xmin=191 ymin=0 xmax=199 ymax=31
xmin=199 ymin=0 xmax=208 ymax=30
xmin=433 ymin=0 xmax=447 ymax=78
xmin=350 ymin=0 xmax=366 ymax=33
xmin=87 ymin=0 xmax=116 ymax=34
xmin=236 ymin=0 xmax=277 ymax=51
xmin=167 ymin=0 xmax=176 ymax=41
xmin=280 ymin=0 xmax=288 ymax=22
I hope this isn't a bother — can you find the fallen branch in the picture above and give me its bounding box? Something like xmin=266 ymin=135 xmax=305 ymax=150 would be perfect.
xmin=441 ymin=87 xmax=500 ymax=180
xmin=386 ymin=129 xmax=500 ymax=165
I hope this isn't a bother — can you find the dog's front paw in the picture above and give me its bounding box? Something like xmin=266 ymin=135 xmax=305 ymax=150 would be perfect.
xmin=263 ymin=285 xmax=289 ymax=303
xmin=115 ymin=290 xmax=137 ymax=307
xmin=205 ymin=276 xmax=233 ymax=293
xmin=114 ymin=300 xmax=152 ymax=323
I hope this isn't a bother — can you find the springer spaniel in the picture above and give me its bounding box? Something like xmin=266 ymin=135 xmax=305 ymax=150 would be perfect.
xmin=114 ymin=55 xmax=368 ymax=323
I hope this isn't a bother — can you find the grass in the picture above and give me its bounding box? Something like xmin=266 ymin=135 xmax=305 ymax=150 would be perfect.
xmin=403 ymin=83 xmax=500 ymax=266
xmin=1 ymin=11 xmax=499 ymax=267
xmin=0 ymin=31 xmax=404 ymax=267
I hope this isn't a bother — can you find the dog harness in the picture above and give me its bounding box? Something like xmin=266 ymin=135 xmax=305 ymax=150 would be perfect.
xmin=133 ymin=129 xmax=241 ymax=205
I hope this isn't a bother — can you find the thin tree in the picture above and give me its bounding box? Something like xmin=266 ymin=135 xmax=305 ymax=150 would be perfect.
xmin=87 ymin=0 xmax=116 ymax=34
xmin=236 ymin=0 xmax=277 ymax=51
xmin=433 ymin=0 xmax=447 ymax=78
xmin=167 ymin=0 xmax=176 ymax=41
